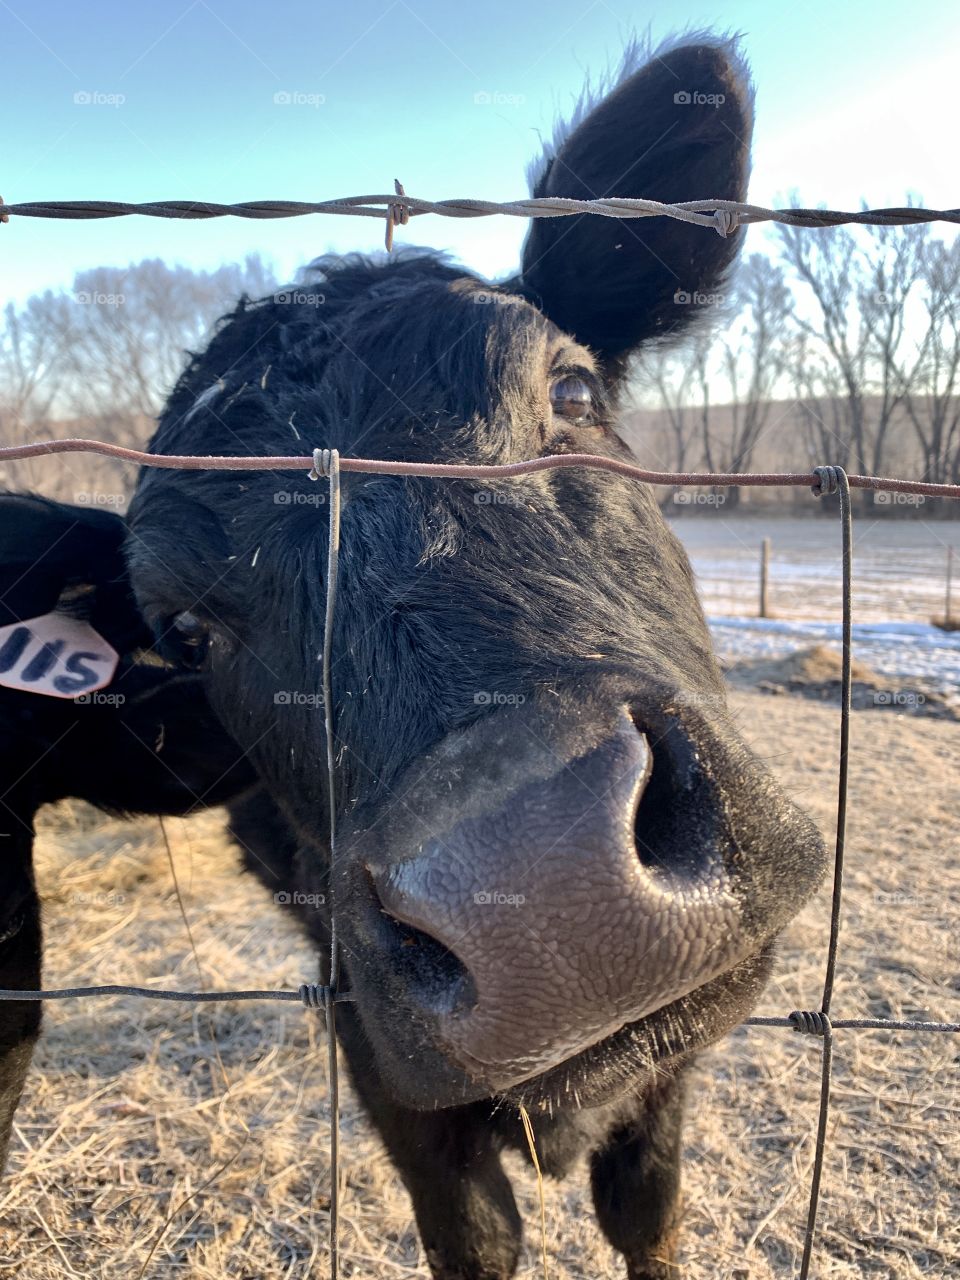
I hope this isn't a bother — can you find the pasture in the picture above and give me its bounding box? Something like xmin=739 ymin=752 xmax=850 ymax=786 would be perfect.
xmin=672 ymin=513 xmax=960 ymax=701
xmin=677 ymin=517 xmax=959 ymax=628
xmin=1 ymin=688 xmax=955 ymax=1279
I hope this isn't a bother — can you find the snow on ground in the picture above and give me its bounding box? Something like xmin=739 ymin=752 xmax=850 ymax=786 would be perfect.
xmin=707 ymin=616 xmax=960 ymax=696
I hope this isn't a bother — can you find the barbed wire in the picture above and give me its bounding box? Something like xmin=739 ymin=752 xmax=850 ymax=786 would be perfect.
xmin=2 ymin=441 xmax=957 ymax=1280
xmin=1 ymin=193 xmax=959 ymax=246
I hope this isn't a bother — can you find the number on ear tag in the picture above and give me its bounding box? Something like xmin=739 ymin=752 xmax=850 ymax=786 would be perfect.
xmin=0 ymin=612 xmax=120 ymax=699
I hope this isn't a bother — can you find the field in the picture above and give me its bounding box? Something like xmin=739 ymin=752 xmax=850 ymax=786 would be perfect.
xmin=673 ymin=515 xmax=960 ymax=700
xmin=0 ymin=688 xmax=956 ymax=1279
xmin=675 ymin=515 xmax=958 ymax=624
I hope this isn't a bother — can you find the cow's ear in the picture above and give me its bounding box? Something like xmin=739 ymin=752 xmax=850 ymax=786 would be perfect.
xmin=0 ymin=493 xmax=144 ymax=645
xmin=0 ymin=492 xmax=254 ymax=812
xmin=511 ymin=37 xmax=753 ymax=377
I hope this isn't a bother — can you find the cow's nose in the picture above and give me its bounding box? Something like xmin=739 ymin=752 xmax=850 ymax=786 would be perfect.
xmin=365 ymin=707 xmax=747 ymax=1090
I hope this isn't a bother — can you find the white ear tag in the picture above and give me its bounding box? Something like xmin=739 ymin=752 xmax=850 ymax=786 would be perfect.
xmin=0 ymin=611 xmax=120 ymax=700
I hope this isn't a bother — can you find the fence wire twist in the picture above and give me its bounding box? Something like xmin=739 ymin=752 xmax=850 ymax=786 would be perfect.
xmin=0 ymin=439 xmax=958 ymax=1280
xmin=2 ymin=192 xmax=960 ymax=250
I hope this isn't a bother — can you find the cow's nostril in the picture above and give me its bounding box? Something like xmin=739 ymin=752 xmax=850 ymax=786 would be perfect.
xmin=349 ymin=700 xmax=769 ymax=1093
xmin=629 ymin=709 xmax=709 ymax=876
xmin=367 ymin=870 xmax=476 ymax=1017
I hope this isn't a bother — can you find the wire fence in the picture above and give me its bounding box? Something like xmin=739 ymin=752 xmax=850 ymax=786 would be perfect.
xmin=684 ymin=533 xmax=958 ymax=627
xmin=2 ymin=191 xmax=960 ymax=250
xmin=0 ymin=437 xmax=958 ymax=1278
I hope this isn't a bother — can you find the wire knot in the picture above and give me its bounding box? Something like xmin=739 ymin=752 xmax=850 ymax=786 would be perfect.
xmin=299 ymin=982 xmax=327 ymax=1010
xmin=385 ymin=179 xmax=409 ymax=252
xmin=309 ymin=447 xmax=339 ymax=480
xmin=713 ymin=208 xmax=740 ymax=237
xmin=811 ymin=465 xmax=842 ymax=497
xmin=789 ymin=1009 xmax=833 ymax=1036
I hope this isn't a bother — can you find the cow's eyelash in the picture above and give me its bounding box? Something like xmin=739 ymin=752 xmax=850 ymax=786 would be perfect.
xmin=545 ymin=367 xmax=608 ymax=432
xmin=549 ymin=364 xmax=601 ymax=394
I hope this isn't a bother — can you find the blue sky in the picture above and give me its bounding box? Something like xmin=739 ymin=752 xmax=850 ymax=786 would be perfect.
xmin=3 ymin=0 xmax=959 ymax=304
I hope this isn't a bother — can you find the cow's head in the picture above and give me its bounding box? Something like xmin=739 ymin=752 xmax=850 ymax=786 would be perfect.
xmin=126 ymin=38 xmax=826 ymax=1108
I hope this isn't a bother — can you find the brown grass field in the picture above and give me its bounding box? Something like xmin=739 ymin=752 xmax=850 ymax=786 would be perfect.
xmin=0 ymin=689 xmax=957 ymax=1279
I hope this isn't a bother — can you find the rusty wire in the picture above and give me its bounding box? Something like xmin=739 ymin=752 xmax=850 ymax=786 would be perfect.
xmin=0 ymin=440 xmax=957 ymax=1280
xmin=1 ymin=436 xmax=960 ymax=499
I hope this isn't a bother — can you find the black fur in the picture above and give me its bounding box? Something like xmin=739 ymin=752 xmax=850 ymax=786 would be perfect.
xmin=4 ymin=38 xmax=826 ymax=1279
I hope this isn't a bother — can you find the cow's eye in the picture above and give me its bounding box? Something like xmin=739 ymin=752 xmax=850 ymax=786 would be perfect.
xmin=550 ymin=375 xmax=594 ymax=422
xmin=165 ymin=610 xmax=211 ymax=670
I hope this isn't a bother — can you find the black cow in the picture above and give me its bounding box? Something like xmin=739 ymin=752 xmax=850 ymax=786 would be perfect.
xmin=0 ymin=494 xmax=254 ymax=1161
xmin=6 ymin=37 xmax=827 ymax=1280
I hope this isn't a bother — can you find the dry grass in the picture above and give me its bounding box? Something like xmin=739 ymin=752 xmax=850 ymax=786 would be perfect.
xmin=0 ymin=690 xmax=957 ymax=1278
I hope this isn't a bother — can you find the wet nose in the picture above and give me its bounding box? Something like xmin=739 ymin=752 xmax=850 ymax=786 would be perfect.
xmin=366 ymin=706 xmax=750 ymax=1089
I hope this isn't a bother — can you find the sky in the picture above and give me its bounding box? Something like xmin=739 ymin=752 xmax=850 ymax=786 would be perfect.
xmin=2 ymin=0 xmax=960 ymax=305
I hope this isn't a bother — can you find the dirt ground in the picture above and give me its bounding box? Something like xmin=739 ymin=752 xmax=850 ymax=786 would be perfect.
xmin=726 ymin=645 xmax=959 ymax=721
xmin=0 ymin=689 xmax=957 ymax=1279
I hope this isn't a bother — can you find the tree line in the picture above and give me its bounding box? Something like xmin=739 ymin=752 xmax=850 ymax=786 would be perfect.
xmin=0 ymin=254 xmax=277 ymax=441
xmin=631 ymin=216 xmax=960 ymax=507
xmin=1 ymin=224 xmax=958 ymax=511
xmin=0 ymin=255 xmax=277 ymax=501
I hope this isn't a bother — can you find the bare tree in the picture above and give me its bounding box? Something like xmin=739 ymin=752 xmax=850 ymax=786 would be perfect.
xmin=776 ymin=223 xmax=871 ymax=478
xmin=897 ymin=237 xmax=960 ymax=487
xmin=724 ymin=254 xmax=792 ymax=471
xmin=0 ymin=293 xmax=74 ymax=435
xmin=858 ymin=221 xmax=927 ymax=475
xmin=787 ymin=330 xmax=851 ymax=466
xmin=693 ymin=254 xmax=793 ymax=506
xmin=628 ymin=204 xmax=957 ymax=511
xmin=0 ymin=254 xmax=277 ymax=500
xmin=631 ymin=337 xmax=706 ymax=473
xmin=777 ymin=211 xmax=928 ymax=491
xmin=60 ymin=254 xmax=277 ymax=438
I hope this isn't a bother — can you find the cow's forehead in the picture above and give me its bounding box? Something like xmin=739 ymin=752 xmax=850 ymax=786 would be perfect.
xmin=398 ymin=274 xmax=597 ymax=375
xmin=168 ymin=270 xmax=593 ymax=449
